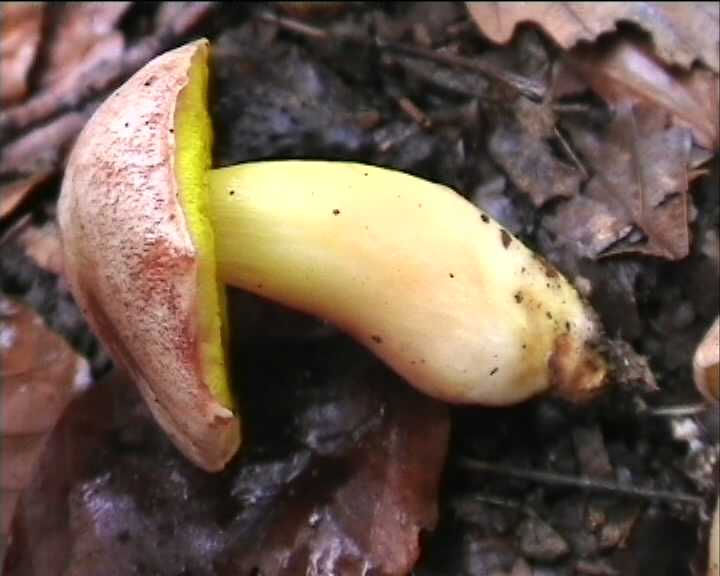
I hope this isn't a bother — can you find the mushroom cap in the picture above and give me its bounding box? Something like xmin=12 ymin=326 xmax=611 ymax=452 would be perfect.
xmin=58 ymin=39 xmax=240 ymax=471
xmin=694 ymin=317 xmax=719 ymax=403
xmin=710 ymin=498 xmax=719 ymax=576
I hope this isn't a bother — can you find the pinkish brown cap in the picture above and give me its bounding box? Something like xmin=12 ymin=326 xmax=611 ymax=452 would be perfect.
xmin=58 ymin=39 xmax=240 ymax=471
xmin=694 ymin=317 xmax=719 ymax=403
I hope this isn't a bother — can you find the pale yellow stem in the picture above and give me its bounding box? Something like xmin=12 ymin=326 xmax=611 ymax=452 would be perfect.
xmin=207 ymin=161 xmax=605 ymax=405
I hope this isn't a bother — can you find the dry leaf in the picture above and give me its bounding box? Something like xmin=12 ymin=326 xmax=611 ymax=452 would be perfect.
xmin=546 ymin=190 xmax=634 ymax=259
xmin=225 ymin=376 xmax=450 ymax=576
xmin=0 ymin=3 xmax=45 ymax=105
xmin=275 ymin=2 xmax=349 ymax=18
xmin=488 ymin=121 xmax=583 ymax=206
xmin=547 ymin=102 xmax=692 ymax=259
xmin=466 ymin=2 xmax=719 ymax=73
xmin=568 ymin=40 xmax=719 ymax=150
xmin=0 ymin=296 xmax=89 ymax=562
xmin=0 ymin=172 xmax=54 ymax=224
xmin=0 ymin=3 xmax=216 ymax=142
xmin=16 ymin=222 xmax=65 ymax=276
xmin=4 ymin=356 xmax=449 ymax=576
xmin=3 ymin=370 xmax=128 ymax=576
xmin=39 ymin=3 xmax=131 ymax=94
xmin=0 ymin=111 xmax=90 ymax=176
xmin=488 ymin=97 xmax=583 ymax=207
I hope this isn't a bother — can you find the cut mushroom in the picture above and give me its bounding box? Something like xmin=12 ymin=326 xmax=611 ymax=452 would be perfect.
xmin=710 ymin=500 xmax=719 ymax=576
xmin=693 ymin=318 xmax=720 ymax=576
xmin=695 ymin=317 xmax=719 ymax=403
xmin=58 ymin=39 xmax=608 ymax=471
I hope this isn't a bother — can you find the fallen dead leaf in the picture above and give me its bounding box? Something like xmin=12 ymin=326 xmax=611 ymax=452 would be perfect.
xmin=0 ymin=296 xmax=89 ymax=564
xmin=488 ymin=123 xmax=583 ymax=206
xmin=517 ymin=516 xmax=569 ymax=561
xmin=223 ymin=374 xmax=450 ymax=576
xmin=466 ymin=2 xmax=719 ymax=73
xmin=3 ymin=370 xmax=128 ymax=576
xmin=547 ymin=102 xmax=692 ymax=259
xmin=39 ymin=3 xmax=131 ymax=95
xmin=597 ymin=504 xmax=641 ymax=550
xmin=16 ymin=222 xmax=65 ymax=276
xmin=568 ymin=40 xmax=719 ymax=150
xmin=0 ymin=111 xmax=90 ymax=176
xmin=0 ymin=3 xmax=45 ymax=105
xmin=545 ymin=190 xmax=633 ymax=259
xmin=0 ymin=3 xmax=216 ymax=142
xmin=276 ymin=2 xmax=349 ymax=18
xmin=0 ymin=172 xmax=54 ymax=224
xmin=479 ymin=34 xmax=584 ymax=207
xmin=4 ymin=352 xmax=449 ymax=576
xmin=511 ymin=557 xmax=533 ymax=576
xmin=572 ymin=425 xmax=613 ymax=481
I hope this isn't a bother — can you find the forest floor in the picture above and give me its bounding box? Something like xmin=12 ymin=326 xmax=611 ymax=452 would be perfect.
xmin=1 ymin=3 xmax=718 ymax=576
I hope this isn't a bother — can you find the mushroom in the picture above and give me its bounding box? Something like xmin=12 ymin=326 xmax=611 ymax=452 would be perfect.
xmin=58 ymin=39 xmax=608 ymax=471
xmin=711 ymin=500 xmax=719 ymax=576
xmin=693 ymin=318 xmax=719 ymax=576
xmin=695 ymin=317 xmax=719 ymax=403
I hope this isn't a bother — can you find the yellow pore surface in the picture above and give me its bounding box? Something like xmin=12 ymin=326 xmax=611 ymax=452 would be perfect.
xmin=174 ymin=44 xmax=232 ymax=409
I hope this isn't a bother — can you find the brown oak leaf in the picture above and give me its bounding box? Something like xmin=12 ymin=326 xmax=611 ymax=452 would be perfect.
xmin=568 ymin=40 xmax=719 ymax=150
xmin=0 ymin=3 xmax=45 ymax=105
xmin=466 ymin=3 xmax=719 ymax=73
xmin=5 ymin=354 xmax=449 ymax=576
xmin=38 ymin=3 xmax=132 ymax=94
xmin=547 ymin=102 xmax=692 ymax=259
xmin=0 ymin=297 xmax=89 ymax=566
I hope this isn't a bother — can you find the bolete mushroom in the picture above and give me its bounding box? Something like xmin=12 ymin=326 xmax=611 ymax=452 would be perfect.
xmin=694 ymin=317 xmax=719 ymax=403
xmin=59 ymin=39 xmax=607 ymax=471
xmin=693 ymin=319 xmax=719 ymax=576
xmin=710 ymin=500 xmax=719 ymax=576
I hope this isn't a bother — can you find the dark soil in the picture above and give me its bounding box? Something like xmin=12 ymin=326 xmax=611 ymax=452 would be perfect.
xmin=1 ymin=3 xmax=718 ymax=576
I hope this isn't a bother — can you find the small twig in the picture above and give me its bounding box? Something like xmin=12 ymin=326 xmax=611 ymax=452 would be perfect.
xmin=574 ymin=559 xmax=620 ymax=576
xmin=460 ymin=458 xmax=704 ymax=506
xmin=647 ymin=403 xmax=709 ymax=417
xmin=451 ymin=493 xmax=541 ymax=523
xmin=452 ymin=493 xmax=525 ymax=511
xmin=395 ymin=95 xmax=432 ymax=128
xmin=255 ymin=10 xmax=546 ymax=101
xmin=259 ymin=11 xmax=328 ymax=39
xmin=377 ymin=124 xmax=419 ymax=153
xmin=553 ymin=125 xmax=589 ymax=179
xmin=552 ymin=102 xmax=595 ymax=115
xmin=0 ymin=213 xmax=32 ymax=249
xmin=445 ymin=19 xmax=475 ymax=38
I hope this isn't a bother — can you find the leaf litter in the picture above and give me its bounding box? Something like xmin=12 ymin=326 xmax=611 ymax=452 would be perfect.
xmin=0 ymin=296 xmax=88 ymax=566
xmin=0 ymin=3 xmax=718 ymax=576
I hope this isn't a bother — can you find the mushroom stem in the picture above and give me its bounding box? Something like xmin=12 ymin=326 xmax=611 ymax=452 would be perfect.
xmin=207 ymin=161 xmax=607 ymax=405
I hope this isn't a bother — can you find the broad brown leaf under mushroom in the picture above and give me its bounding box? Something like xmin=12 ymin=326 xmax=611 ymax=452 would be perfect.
xmin=0 ymin=296 xmax=89 ymax=566
xmin=466 ymin=2 xmax=719 ymax=73
xmin=221 ymin=372 xmax=450 ymax=576
xmin=546 ymin=102 xmax=692 ymax=260
xmin=5 ymin=346 xmax=449 ymax=576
